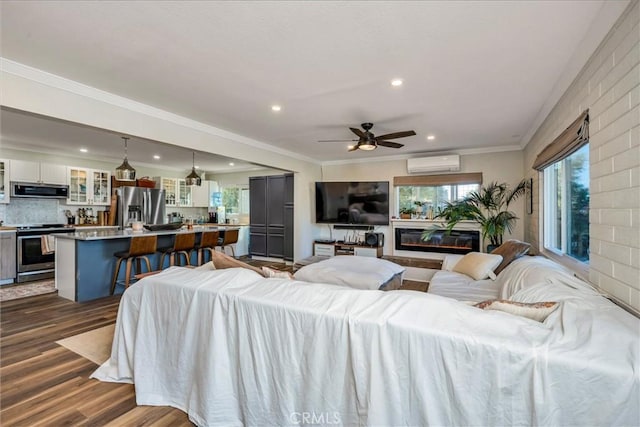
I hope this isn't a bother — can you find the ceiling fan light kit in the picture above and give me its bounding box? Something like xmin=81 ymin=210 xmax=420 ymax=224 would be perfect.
xmin=319 ymin=122 xmax=416 ymax=152
xmin=115 ymin=136 xmax=136 ymax=181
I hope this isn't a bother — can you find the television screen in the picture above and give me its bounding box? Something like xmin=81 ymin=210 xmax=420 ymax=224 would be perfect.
xmin=315 ymin=181 xmax=390 ymax=225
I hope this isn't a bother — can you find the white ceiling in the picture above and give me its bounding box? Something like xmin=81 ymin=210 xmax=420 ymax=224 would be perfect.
xmin=0 ymin=1 xmax=629 ymax=165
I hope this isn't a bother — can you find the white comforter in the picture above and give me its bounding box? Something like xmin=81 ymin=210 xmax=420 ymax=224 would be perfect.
xmin=93 ymin=266 xmax=640 ymax=426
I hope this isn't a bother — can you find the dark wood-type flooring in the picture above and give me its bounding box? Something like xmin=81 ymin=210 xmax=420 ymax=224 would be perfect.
xmin=0 ymin=293 xmax=194 ymax=426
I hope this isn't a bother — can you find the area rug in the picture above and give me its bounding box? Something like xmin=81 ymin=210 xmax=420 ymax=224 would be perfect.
xmin=0 ymin=279 xmax=57 ymax=302
xmin=56 ymin=324 xmax=115 ymax=365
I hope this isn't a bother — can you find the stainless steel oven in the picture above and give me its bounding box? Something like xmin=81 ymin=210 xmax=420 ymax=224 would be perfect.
xmin=16 ymin=224 xmax=75 ymax=283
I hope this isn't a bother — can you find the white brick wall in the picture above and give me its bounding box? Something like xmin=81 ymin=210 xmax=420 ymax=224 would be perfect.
xmin=523 ymin=1 xmax=640 ymax=312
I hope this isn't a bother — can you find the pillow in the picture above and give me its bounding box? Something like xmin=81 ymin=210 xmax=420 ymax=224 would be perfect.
xmin=490 ymin=239 xmax=532 ymax=275
xmin=195 ymin=261 xmax=216 ymax=271
xmin=210 ymin=250 xmax=266 ymax=277
xmin=262 ymin=266 xmax=293 ymax=279
xmin=474 ymin=299 xmax=559 ymax=322
xmin=452 ymin=252 xmax=503 ymax=280
xmin=442 ymin=254 xmax=464 ymax=271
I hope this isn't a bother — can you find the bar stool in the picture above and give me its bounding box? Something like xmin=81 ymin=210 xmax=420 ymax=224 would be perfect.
xmin=157 ymin=232 xmax=196 ymax=269
xmin=193 ymin=230 xmax=220 ymax=265
xmin=110 ymin=235 xmax=157 ymax=295
xmin=217 ymin=228 xmax=239 ymax=258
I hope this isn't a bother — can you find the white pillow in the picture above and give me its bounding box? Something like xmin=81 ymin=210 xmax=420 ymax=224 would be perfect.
xmin=452 ymin=252 xmax=503 ymax=281
xmin=442 ymin=254 xmax=464 ymax=271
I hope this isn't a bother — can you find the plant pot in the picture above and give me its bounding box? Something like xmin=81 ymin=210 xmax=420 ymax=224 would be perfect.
xmin=400 ymin=214 xmax=411 ymax=219
xmin=487 ymin=244 xmax=499 ymax=253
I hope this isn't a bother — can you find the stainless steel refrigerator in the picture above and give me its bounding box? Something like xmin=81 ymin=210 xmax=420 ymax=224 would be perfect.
xmin=117 ymin=187 xmax=166 ymax=229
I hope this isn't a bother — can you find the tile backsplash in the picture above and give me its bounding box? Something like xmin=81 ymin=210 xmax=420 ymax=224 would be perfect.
xmin=0 ymin=199 xmax=71 ymax=225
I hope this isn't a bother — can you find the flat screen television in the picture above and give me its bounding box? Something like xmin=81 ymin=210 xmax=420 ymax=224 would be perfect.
xmin=315 ymin=181 xmax=390 ymax=225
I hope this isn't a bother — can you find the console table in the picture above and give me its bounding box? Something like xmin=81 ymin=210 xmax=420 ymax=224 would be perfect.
xmin=314 ymin=242 xmax=383 ymax=258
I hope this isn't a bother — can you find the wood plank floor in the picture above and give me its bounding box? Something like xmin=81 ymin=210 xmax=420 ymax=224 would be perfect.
xmin=0 ymin=293 xmax=194 ymax=426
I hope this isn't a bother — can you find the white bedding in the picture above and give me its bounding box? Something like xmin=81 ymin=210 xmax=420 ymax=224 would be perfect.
xmin=92 ymin=265 xmax=640 ymax=426
xmin=293 ymin=255 xmax=405 ymax=290
xmin=428 ymin=270 xmax=501 ymax=302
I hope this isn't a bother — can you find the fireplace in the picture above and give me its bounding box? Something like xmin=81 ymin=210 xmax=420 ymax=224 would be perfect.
xmin=394 ymin=227 xmax=479 ymax=255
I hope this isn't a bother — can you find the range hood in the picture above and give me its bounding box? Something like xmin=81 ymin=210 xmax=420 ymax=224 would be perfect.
xmin=11 ymin=182 xmax=69 ymax=199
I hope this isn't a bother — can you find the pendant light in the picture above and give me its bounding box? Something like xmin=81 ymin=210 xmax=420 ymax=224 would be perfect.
xmin=115 ymin=136 xmax=136 ymax=181
xmin=185 ymin=151 xmax=202 ymax=186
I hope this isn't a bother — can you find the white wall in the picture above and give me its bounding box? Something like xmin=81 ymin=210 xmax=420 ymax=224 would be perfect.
xmin=523 ymin=1 xmax=640 ymax=312
xmin=319 ymin=150 xmax=525 ymax=255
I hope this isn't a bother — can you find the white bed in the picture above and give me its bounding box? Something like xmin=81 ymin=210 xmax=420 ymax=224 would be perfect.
xmin=92 ymin=264 xmax=640 ymax=426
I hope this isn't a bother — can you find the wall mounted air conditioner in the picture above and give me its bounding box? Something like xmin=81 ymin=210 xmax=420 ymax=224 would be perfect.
xmin=407 ymin=155 xmax=460 ymax=173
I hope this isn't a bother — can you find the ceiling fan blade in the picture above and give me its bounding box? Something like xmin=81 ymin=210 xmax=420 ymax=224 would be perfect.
xmin=377 ymin=140 xmax=404 ymax=149
xmin=349 ymin=127 xmax=366 ymax=138
xmin=348 ymin=145 xmax=360 ymax=152
xmin=375 ymin=130 xmax=416 ymax=140
xmin=318 ymin=139 xmax=358 ymax=142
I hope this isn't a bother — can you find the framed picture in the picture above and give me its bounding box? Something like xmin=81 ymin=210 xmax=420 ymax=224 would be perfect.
xmin=526 ymin=178 xmax=533 ymax=214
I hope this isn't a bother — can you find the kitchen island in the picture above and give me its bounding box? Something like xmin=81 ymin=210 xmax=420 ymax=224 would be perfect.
xmin=54 ymin=225 xmax=247 ymax=302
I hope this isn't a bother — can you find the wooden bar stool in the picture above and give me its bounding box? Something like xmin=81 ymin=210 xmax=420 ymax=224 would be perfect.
xmin=158 ymin=232 xmax=196 ymax=269
xmin=193 ymin=230 xmax=220 ymax=265
xmin=217 ymin=228 xmax=239 ymax=258
xmin=110 ymin=235 xmax=157 ymax=295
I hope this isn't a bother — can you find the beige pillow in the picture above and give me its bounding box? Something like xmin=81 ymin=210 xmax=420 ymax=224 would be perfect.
xmin=452 ymin=252 xmax=503 ymax=280
xmin=490 ymin=239 xmax=531 ymax=275
xmin=474 ymin=299 xmax=558 ymax=322
xmin=210 ymin=250 xmax=266 ymax=277
xmin=262 ymin=266 xmax=293 ymax=279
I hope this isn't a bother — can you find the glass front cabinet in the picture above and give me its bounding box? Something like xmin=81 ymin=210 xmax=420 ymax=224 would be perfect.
xmin=0 ymin=160 xmax=9 ymax=204
xmin=67 ymin=167 xmax=111 ymax=205
xmin=156 ymin=177 xmax=192 ymax=207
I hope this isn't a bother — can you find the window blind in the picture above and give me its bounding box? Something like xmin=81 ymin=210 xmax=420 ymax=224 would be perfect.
xmin=533 ymin=110 xmax=589 ymax=171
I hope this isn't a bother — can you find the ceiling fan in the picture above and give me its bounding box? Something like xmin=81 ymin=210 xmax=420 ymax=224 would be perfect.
xmin=319 ymin=122 xmax=416 ymax=151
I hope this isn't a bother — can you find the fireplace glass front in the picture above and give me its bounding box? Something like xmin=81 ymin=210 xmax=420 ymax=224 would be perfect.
xmin=395 ymin=228 xmax=480 ymax=254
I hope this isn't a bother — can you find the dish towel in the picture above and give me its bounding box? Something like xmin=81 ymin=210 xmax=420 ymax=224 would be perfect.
xmin=41 ymin=235 xmax=55 ymax=255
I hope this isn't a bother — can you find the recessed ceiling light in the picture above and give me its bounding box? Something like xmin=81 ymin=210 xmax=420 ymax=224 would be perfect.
xmin=427 ymin=135 xmax=436 ymax=140
xmin=153 ymin=155 xmax=160 ymax=160
xmin=80 ymin=148 xmax=88 ymax=153
xmin=391 ymin=79 xmax=403 ymax=87
xmin=271 ymin=105 xmax=282 ymax=112
xmin=229 ymin=162 xmax=235 ymax=166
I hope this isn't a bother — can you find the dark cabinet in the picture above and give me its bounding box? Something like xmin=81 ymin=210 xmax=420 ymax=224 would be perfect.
xmin=249 ymin=174 xmax=293 ymax=259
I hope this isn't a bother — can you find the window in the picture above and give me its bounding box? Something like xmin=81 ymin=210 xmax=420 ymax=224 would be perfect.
xmin=543 ymin=144 xmax=589 ymax=262
xmin=397 ymin=183 xmax=480 ymax=218
xmin=221 ymin=186 xmax=249 ymax=215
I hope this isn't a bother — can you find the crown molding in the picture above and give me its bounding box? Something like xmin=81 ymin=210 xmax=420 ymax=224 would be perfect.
xmin=1 ymin=58 xmax=320 ymax=165
xmin=320 ymin=144 xmax=522 ymax=167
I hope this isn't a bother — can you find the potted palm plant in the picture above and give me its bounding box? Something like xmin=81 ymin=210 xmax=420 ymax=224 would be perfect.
xmin=429 ymin=180 xmax=527 ymax=251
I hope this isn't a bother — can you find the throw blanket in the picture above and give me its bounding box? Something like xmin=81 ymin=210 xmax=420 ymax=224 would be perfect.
xmin=92 ymin=266 xmax=639 ymax=426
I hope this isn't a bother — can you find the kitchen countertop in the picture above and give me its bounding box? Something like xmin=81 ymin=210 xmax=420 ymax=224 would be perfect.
xmin=0 ymin=227 xmax=17 ymax=233
xmin=54 ymin=225 xmax=242 ymax=241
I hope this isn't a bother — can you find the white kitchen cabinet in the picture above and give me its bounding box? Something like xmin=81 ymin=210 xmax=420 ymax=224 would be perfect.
xmin=67 ymin=167 xmax=111 ymax=205
xmin=10 ymin=160 xmax=67 ymax=185
xmin=192 ymin=180 xmax=219 ymax=208
xmin=0 ymin=160 xmax=9 ymax=204
xmin=154 ymin=177 xmax=192 ymax=207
